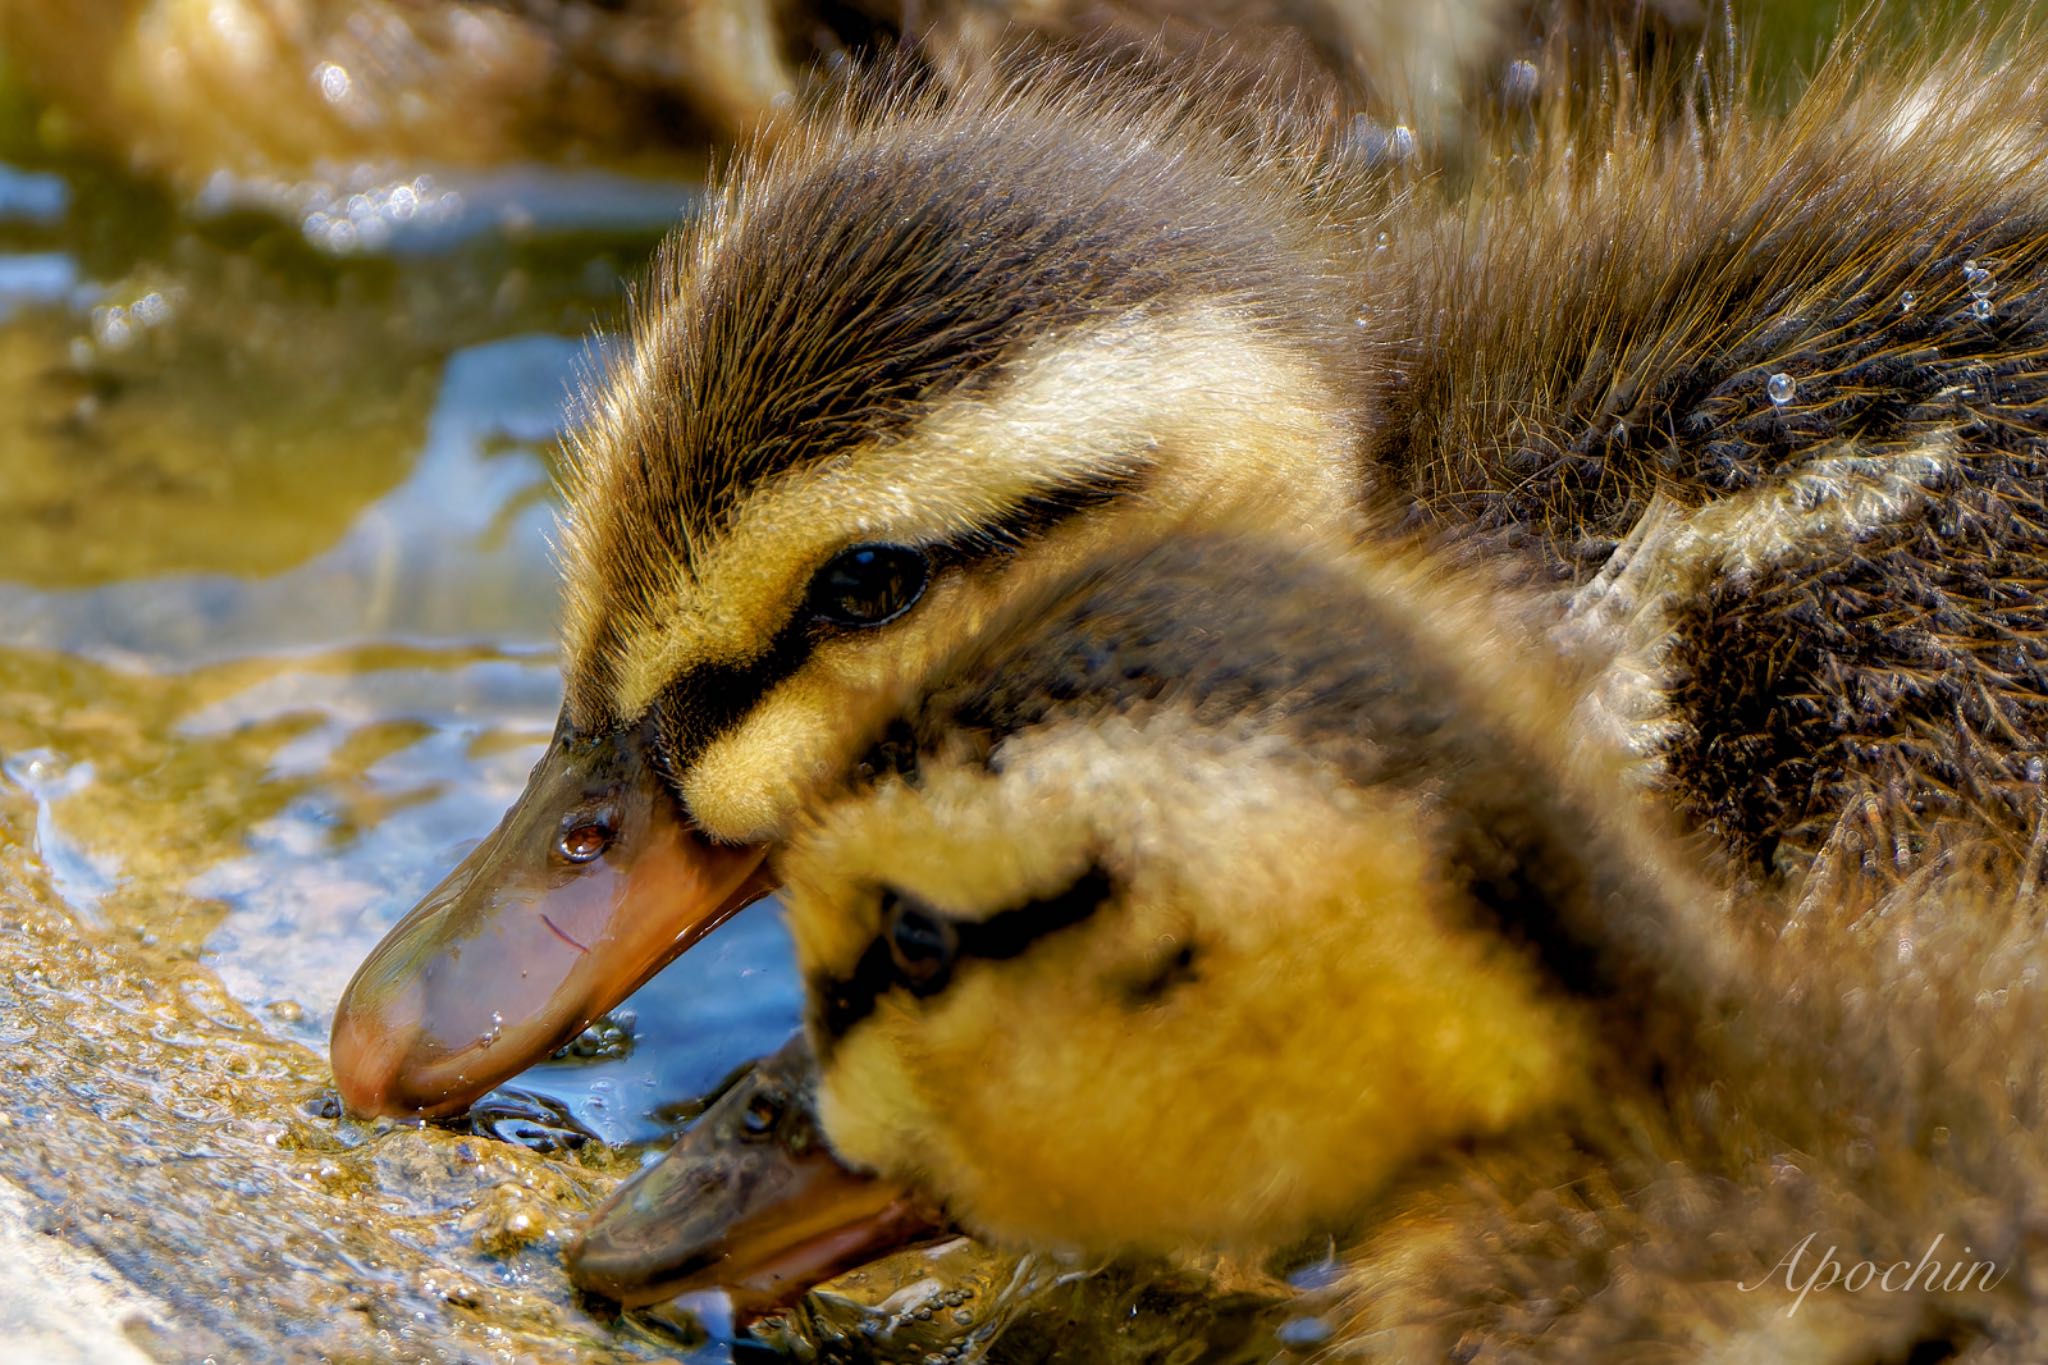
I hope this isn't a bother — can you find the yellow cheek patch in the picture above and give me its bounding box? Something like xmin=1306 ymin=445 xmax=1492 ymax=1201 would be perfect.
xmin=907 ymin=809 xmax=1588 ymax=1256
xmin=813 ymin=1011 xmax=945 ymax=1186
xmin=779 ymin=756 xmax=1100 ymax=989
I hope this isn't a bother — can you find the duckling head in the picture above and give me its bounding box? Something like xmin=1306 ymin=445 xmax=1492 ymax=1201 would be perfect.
xmin=784 ymin=726 xmax=1584 ymax=1254
xmin=331 ymin=54 xmax=1376 ymax=1116
xmin=770 ymin=532 xmax=1718 ymax=1257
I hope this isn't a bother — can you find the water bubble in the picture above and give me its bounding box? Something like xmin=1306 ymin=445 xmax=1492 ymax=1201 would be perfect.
xmin=1504 ymin=59 xmax=1540 ymax=103
xmin=130 ymin=291 xmax=172 ymax=327
xmin=1899 ymin=290 xmax=1916 ymax=312
xmin=1766 ymin=372 xmax=1796 ymax=405
xmin=90 ymin=305 xmax=133 ymax=352
xmin=1973 ymin=298 xmax=1995 ymax=321
xmin=315 ymin=62 xmax=351 ymax=104
xmin=1964 ymin=260 xmax=1993 ymax=296
xmin=2026 ymin=756 xmax=2044 ymax=783
xmin=1374 ymin=230 xmax=1390 ymax=251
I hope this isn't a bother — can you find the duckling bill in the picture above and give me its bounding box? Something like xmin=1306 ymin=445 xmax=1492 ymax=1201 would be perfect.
xmin=567 ymin=1034 xmax=948 ymax=1311
xmin=329 ymin=719 xmax=772 ymax=1115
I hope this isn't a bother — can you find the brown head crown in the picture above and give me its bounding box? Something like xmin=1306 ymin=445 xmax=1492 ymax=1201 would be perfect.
xmin=557 ymin=51 xmax=1370 ymax=734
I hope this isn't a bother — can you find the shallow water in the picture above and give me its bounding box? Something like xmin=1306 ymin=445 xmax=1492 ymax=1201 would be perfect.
xmin=0 ymin=71 xmax=835 ymax=1357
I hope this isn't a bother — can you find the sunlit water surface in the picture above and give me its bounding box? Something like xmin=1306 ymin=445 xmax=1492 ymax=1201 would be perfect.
xmin=0 ymin=112 xmax=823 ymax=1358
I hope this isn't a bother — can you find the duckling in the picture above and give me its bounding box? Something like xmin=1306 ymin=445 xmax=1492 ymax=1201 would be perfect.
xmin=1 ymin=0 xmax=1685 ymax=190
xmin=331 ymin=45 xmax=1384 ymax=1116
xmin=584 ymin=525 xmax=2048 ymax=1359
xmin=333 ymin=17 xmax=2048 ymax=1119
xmin=0 ymin=0 xmax=789 ymax=181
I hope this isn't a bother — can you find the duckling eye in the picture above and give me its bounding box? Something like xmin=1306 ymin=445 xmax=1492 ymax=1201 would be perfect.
xmin=740 ymin=1091 xmax=782 ymax=1141
xmin=557 ymin=819 xmax=613 ymax=864
xmin=736 ymin=1086 xmax=818 ymax=1154
xmin=806 ymin=544 xmax=930 ymax=628
xmin=882 ymin=893 xmax=958 ymax=994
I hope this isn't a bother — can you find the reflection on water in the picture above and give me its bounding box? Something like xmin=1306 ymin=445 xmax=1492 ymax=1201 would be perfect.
xmin=0 ymin=334 xmax=565 ymax=654
xmin=0 ymin=92 xmax=814 ymax=1356
xmin=0 ymin=321 xmax=804 ymax=1142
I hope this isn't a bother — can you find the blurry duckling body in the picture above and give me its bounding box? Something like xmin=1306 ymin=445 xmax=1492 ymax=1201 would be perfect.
xmin=738 ymin=528 xmax=2047 ymax=1358
xmin=336 ymin=21 xmax=2048 ymax=1119
xmin=1379 ymin=28 xmax=2048 ymax=866
xmin=1 ymin=0 xmax=1693 ymax=190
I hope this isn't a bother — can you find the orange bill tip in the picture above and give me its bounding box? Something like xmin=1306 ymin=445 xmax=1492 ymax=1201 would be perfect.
xmin=330 ymin=719 xmax=774 ymax=1118
xmin=567 ymin=1036 xmax=949 ymax=1315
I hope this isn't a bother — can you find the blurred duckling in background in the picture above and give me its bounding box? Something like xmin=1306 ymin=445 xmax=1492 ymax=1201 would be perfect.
xmin=0 ymin=0 xmax=1694 ymax=190
xmin=1384 ymin=17 xmax=2048 ymax=869
xmin=335 ymin=15 xmax=2048 ymax=1124
xmin=578 ymin=526 xmax=2048 ymax=1359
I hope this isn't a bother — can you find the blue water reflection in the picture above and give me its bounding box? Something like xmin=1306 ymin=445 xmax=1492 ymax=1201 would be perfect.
xmin=3 ymin=328 xmax=802 ymax=1145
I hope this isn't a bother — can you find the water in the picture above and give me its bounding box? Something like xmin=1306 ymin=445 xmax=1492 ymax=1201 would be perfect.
xmin=0 ymin=81 xmax=819 ymax=1357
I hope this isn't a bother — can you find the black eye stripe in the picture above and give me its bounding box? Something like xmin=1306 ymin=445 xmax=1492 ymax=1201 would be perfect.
xmin=928 ymin=463 xmax=1152 ymax=562
xmin=648 ymin=469 xmax=1151 ymax=778
xmin=811 ymin=865 xmax=1115 ymax=1051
